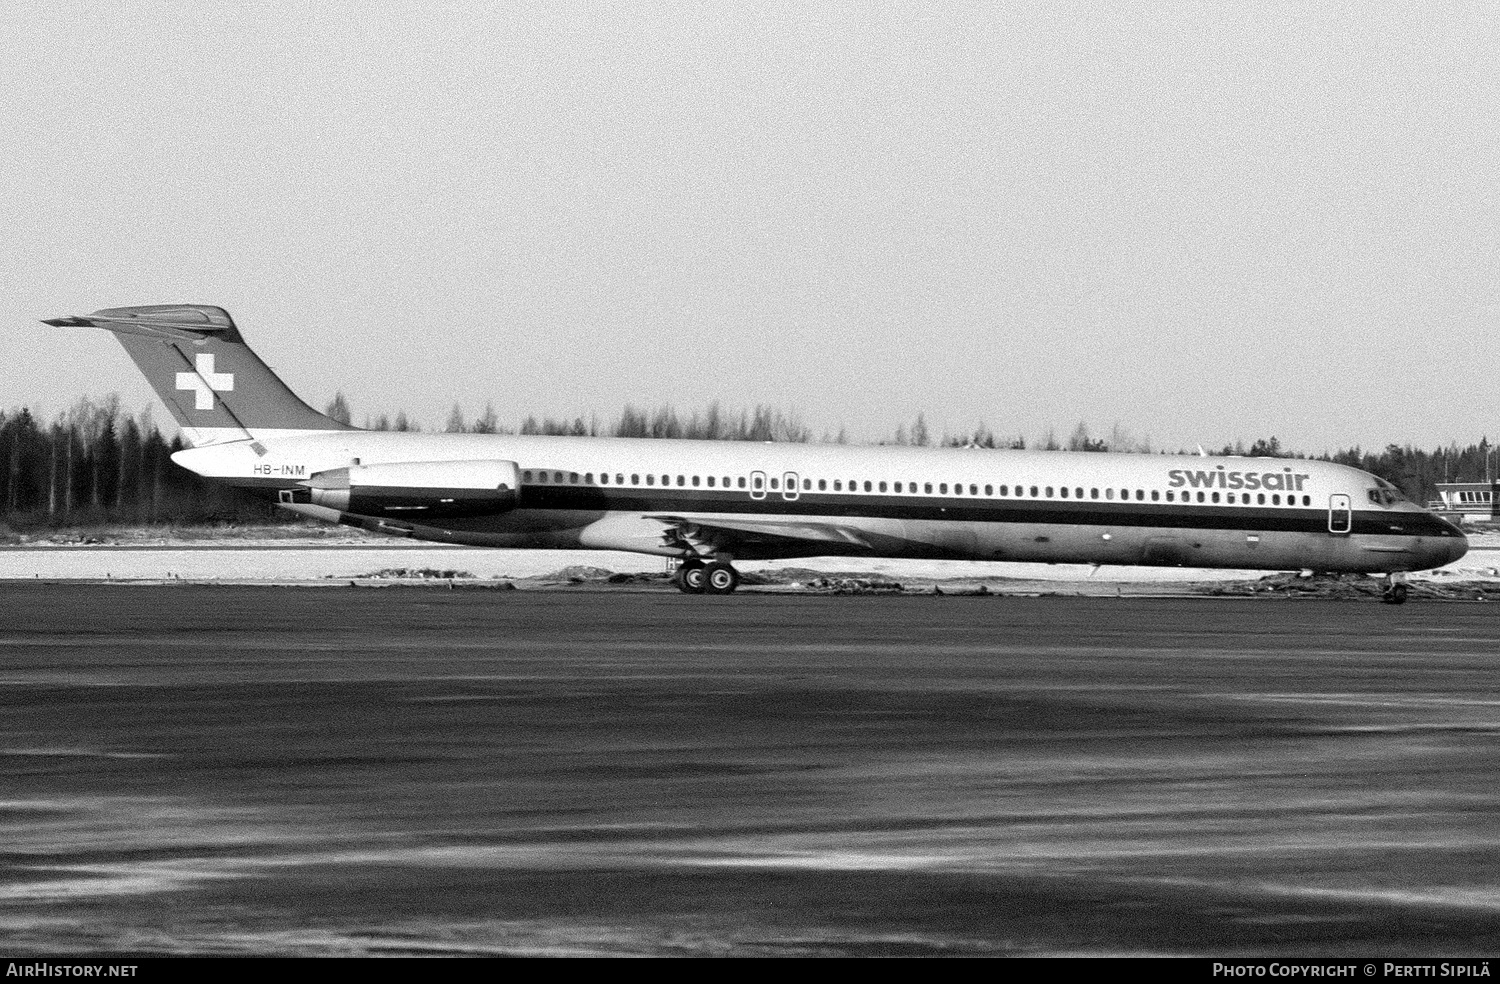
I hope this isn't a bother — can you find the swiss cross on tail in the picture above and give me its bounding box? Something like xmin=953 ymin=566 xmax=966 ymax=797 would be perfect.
xmin=175 ymin=353 xmax=234 ymax=410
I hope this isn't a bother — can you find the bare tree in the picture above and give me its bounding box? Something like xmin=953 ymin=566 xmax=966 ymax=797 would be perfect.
xmin=324 ymin=392 xmax=352 ymax=425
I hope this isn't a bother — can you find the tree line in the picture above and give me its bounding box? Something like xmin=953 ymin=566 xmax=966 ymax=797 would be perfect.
xmin=2 ymin=394 xmax=1493 ymax=528
xmin=0 ymin=397 xmax=274 ymax=529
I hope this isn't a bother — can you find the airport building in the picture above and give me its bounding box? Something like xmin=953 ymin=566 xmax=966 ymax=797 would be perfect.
xmin=1433 ymin=481 xmax=1500 ymax=523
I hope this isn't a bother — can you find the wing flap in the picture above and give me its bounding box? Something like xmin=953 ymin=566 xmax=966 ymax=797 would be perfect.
xmin=645 ymin=513 xmax=873 ymax=550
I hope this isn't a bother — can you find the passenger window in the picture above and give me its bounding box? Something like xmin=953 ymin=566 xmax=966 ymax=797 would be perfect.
xmin=677 ymin=475 xmax=685 ymax=487
xmin=1046 ymin=487 xmax=1054 ymax=497
xmin=954 ymin=483 xmax=963 ymax=495
xmin=585 ymin=473 xmax=593 ymax=483
xmin=691 ymin=476 xmax=699 ymax=487
xmin=1212 ymin=492 xmax=1221 ymax=503
xmin=803 ymin=479 xmax=811 ymax=490
xmin=569 ymin=473 xmax=579 ymax=484
xmin=1257 ymin=493 xmax=1264 ymax=504
xmin=1151 ymin=490 xmax=1159 ymax=501
xmin=739 ymin=477 xmax=748 ymax=489
xmin=630 ymin=474 xmax=638 ymax=484
xmin=1105 ymin=488 xmax=1113 ymax=500
xmin=1227 ymin=493 xmax=1235 ymax=504
xmin=940 ymin=483 xmax=949 ymax=494
xmin=1165 ymin=491 xmax=1174 ymax=502
xmin=985 ymin=485 xmax=993 ymax=496
xmin=645 ymin=475 xmax=654 ymax=485
xmin=894 ymin=482 xmax=902 ymax=493
xmin=599 ymin=473 xmax=607 ymax=484
xmin=1090 ymin=488 xmax=1099 ymax=499
xmin=1303 ymin=495 xmax=1311 ymax=506
xmin=864 ymin=480 xmax=872 ymax=492
xmin=925 ymin=483 xmax=933 ymax=493
xmin=522 ymin=470 xmax=532 ymax=481
xmin=770 ymin=477 xmax=779 ymax=490
xmin=538 ymin=472 xmax=548 ymax=483
xmin=834 ymin=480 xmax=843 ymax=491
xmin=706 ymin=476 xmax=715 ymax=487
xmin=1060 ymin=487 xmax=1069 ymax=498
xmin=1000 ymin=485 xmax=1008 ymax=495
xmin=1135 ymin=490 xmax=1143 ymax=501
xmin=878 ymin=481 xmax=887 ymax=492
xmin=1196 ymin=492 xmax=1205 ymax=503
xmin=1030 ymin=486 xmax=1038 ymax=497
xmin=752 ymin=475 xmax=763 ymax=490
xmin=818 ymin=479 xmax=827 ymax=491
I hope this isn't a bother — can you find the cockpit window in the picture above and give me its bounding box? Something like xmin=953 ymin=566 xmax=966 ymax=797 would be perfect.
xmin=1368 ymin=487 xmax=1401 ymax=506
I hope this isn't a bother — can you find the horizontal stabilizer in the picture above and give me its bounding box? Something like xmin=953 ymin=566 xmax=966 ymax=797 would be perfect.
xmin=43 ymin=306 xmax=234 ymax=342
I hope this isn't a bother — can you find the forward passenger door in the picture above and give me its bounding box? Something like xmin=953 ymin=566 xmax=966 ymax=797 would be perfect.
xmin=1328 ymin=494 xmax=1352 ymax=535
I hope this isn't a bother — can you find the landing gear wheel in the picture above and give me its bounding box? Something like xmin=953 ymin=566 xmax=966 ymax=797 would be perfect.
xmin=1381 ymin=582 xmax=1409 ymax=605
xmin=703 ymin=562 xmax=740 ymax=595
xmin=674 ymin=559 xmax=707 ymax=594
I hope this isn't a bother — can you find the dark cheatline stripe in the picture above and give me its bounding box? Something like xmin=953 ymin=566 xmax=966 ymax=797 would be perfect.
xmin=231 ymin=475 xmax=1454 ymax=539
xmin=491 ymin=485 xmax=1452 ymax=538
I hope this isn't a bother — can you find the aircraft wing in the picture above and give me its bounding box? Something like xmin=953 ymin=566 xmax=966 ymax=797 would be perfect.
xmin=643 ymin=513 xmax=874 ymax=553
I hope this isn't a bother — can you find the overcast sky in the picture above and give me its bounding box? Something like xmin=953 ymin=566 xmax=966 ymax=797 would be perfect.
xmin=4 ymin=1 xmax=1497 ymax=452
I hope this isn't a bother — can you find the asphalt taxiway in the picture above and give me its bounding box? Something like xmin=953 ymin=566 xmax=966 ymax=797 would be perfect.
xmin=3 ymin=584 xmax=1500 ymax=955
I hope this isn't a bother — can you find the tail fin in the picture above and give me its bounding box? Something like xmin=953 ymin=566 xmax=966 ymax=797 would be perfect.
xmin=42 ymin=304 xmax=352 ymax=446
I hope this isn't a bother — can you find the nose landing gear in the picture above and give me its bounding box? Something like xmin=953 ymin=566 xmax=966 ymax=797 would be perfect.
xmin=1380 ymin=573 xmax=1409 ymax=605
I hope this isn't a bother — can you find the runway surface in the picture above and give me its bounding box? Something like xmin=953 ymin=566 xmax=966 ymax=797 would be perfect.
xmin=4 ymin=540 xmax=1497 ymax=583
xmin=3 ymin=584 xmax=1500 ymax=956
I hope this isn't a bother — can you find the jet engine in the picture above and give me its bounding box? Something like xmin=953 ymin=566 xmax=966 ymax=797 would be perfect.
xmin=300 ymin=460 xmax=521 ymax=518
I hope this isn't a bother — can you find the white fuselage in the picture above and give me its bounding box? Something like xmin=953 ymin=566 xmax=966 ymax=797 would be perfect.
xmin=173 ymin=430 xmax=1469 ymax=574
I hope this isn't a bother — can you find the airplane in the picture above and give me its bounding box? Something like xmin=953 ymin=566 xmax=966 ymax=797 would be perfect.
xmin=43 ymin=304 xmax=1468 ymax=603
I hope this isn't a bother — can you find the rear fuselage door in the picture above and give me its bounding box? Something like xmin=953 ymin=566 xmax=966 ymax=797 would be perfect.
xmin=1328 ymin=493 xmax=1352 ymax=535
xmin=782 ymin=471 xmax=800 ymax=501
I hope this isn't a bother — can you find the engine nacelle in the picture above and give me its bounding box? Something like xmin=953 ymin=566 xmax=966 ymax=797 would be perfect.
xmin=301 ymin=459 xmax=521 ymax=519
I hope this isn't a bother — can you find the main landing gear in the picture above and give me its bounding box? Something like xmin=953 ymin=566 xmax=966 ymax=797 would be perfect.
xmin=673 ymin=557 xmax=741 ymax=595
xmin=1380 ymin=573 xmax=1409 ymax=605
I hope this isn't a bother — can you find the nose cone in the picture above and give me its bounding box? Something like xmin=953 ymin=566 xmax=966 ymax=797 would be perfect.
xmin=1443 ymin=530 xmax=1470 ymax=566
xmin=1423 ymin=516 xmax=1469 ymax=569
